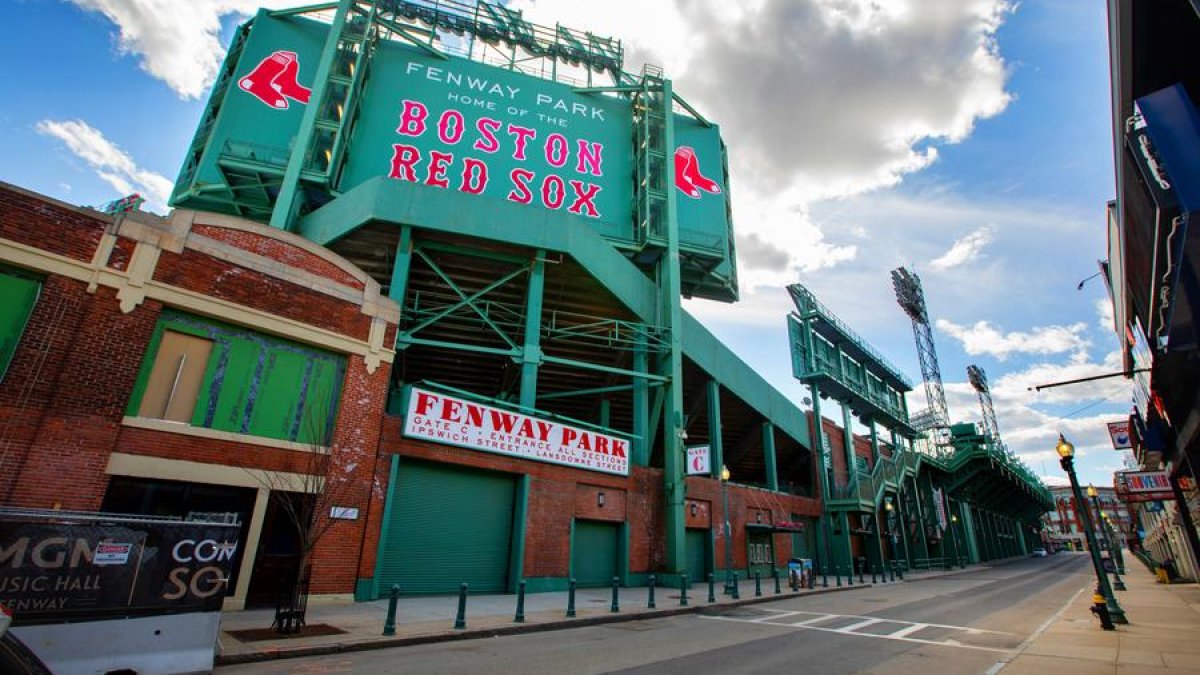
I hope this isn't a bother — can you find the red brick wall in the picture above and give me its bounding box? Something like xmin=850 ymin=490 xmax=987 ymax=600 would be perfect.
xmin=0 ymin=184 xmax=397 ymax=600
xmin=4 ymin=286 xmax=160 ymax=508
xmin=152 ymin=248 xmax=371 ymax=341
xmin=0 ymin=185 xmax=105 ymax=262
xmin=193 ymin=225 xmax=365 ymax=291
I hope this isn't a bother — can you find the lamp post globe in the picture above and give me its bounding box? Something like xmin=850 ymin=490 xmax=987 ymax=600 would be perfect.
xmin=1055 ymin=434 xmax=1127 ymax=624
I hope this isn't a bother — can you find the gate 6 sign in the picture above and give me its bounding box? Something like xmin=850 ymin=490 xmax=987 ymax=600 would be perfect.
xmin=685 ymin=445 xmax=711 ymax=476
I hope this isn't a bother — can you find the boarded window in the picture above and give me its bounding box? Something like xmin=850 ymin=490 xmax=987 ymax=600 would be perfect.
xmin=0 ymin=269 xmax=41 ymax=382
xmin=129 ymin=311 xmax=346 ymax=444
xmin=137 ymin=330 xmax=214 ymax=422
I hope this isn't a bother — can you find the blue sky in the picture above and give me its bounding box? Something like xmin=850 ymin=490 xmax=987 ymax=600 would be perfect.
xmin=0 ymin=0 xmax=1133 ymax=487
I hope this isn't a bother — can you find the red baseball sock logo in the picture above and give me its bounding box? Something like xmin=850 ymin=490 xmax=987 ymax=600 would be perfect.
xmin=673 ymin=146 xmax=722 ymax=199
xmin=238 ymin=50 xmax=311 ymax=109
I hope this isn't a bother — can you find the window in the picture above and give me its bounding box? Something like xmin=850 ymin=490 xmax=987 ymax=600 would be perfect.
xmin=0 ymin=268 xmax=41 ymax=382
xmin=128 ymin=311 xmax=346 ymax=444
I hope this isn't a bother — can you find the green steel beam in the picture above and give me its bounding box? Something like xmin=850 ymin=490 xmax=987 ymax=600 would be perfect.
xmin=509 ymin=474 xmax=530 ymax=593
xmin=270 ymin=0 xmax=351 ymax=230
xmin=538 ymin=382 xmax=657 ymax=400
xmin=633 ymin=337 xmax=649 ymax=466
xmin=542 ymin=354 xmax=669 ymax=382
xmin=707 ymin=379 xmax=724 ymax=479
xmin=763 ymin=422 xmax=778 ymax=491
xmin=659 ymin=77 xmax=686 ymax=577
xmin=267 ymin=2 xmax=339 ymax=17
xmin=519 ymin=252 xmax=545 ymax=411
xmin=298 ymin=177 xmax=809 ymax=448
xmin=408 ymin=247 xmax=526 ymax=348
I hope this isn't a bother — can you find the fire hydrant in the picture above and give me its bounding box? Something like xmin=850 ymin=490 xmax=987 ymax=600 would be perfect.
xmin=1090 ymin=592 xmax=1115 ymax=631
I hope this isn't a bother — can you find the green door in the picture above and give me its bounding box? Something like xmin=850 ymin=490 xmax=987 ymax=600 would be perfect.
xmin=747 ymin=531 xmax=774 ymax=580
xmin=378 ymin=460 xmax=515 ymax=595
xmin=685 ymin=529 xmax=709 ymax=586
xmin=572 ymin=520 xmax=619 ymax=587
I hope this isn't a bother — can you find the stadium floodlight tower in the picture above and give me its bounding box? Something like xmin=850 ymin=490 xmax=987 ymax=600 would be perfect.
xmin=966 ymin=364 xmax=1006 ymax=454
xmin=890 ymin=267 xmax=949 ymax=432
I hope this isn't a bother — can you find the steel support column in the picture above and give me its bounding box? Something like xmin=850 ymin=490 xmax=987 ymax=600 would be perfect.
xmin=518 ymin=251 xmax=545 ymax=411
xmin=763 ymin=422 xmax=778 ymax=492
xmin=658 ymin=78 xmax=686 ymax=576
xmin=707 ymin=380 xmax=724 ymax=478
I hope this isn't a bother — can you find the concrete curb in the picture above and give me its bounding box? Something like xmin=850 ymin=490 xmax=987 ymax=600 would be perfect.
xmin=216 ymin=583 xmax=872 ymax=666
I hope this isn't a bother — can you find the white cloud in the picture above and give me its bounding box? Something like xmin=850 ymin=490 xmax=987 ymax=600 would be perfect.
xmin=1095 ymin=297 xmax=1115 ymax=334
xmin=66 ymin=0 xmax=296 ymax=99
xmin=930 ymin=226 xmax=994 ymax=270
xmin=514 ymin=0 xmax=1015 ymax=282
xmin=936 ymin=318 xmax=1090 ymax=360
xmin=36 ymin=119 xmax=173 ymax=212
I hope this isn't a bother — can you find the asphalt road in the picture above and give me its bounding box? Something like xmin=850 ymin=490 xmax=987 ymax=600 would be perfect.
xmin=217 ymin=554 xmax=1093 ymax=675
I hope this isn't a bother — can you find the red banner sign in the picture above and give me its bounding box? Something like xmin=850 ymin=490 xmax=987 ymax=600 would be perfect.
xmin=403 ymin=387 xmax=629 ymax=475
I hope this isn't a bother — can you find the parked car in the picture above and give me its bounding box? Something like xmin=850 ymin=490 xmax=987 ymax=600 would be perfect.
xmin=0 ymin=605 xmax=52 ymax=675
xmin=1031 ymin=547 xmax=1048 ymax=558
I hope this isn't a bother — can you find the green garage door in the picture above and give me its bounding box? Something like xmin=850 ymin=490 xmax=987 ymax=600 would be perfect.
xmin=685 ymin=529 xmax=709 ymax=586
xmin=572 ymin=520 xmax=619 ymax=587
xmin=378 ymin=460 xmax=515 ymax=595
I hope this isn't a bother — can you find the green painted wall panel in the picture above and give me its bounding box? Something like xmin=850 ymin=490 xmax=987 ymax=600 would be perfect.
xmin=0 ymin=270 xmax=40 ymax=382
xmin=571 ymin=520 xmax=618 ymax=587
xmin=379 ymin=460 xmax=515 ymax=594
xmin=685 ymin=528 xmax=708 ymax=585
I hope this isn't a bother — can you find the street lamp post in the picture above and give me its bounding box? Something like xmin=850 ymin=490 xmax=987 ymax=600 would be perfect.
xmin=721 ymin=465 xmax=736 ymax=595
xmin=1057 ymin=435 xmax=1127 ymax=624
xmin=1099 ymin=511 xmax=1127 ymax=590
xmin=1103 ymin=512 xmax=1126 ymax=574
xmin=950 ymin=514 xmax=964 ymax=568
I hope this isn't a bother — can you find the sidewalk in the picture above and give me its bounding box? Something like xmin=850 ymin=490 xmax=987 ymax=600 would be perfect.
xmin=216 ymin=567 xmax=946 ymax=666
xmin=997 ymin=559 xmax=1200 ymax=674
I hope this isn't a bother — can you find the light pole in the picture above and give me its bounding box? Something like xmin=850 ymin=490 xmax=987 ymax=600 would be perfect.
xmin=950 ymin=513 xmax=964 ymax=568
xmin=1057 ymin=435 xmax=1127 ymax=624
xmin=721 ymin=465 xmax=736 ymax=595
xmin=1103 ymin=512 xmax=1126 ymax=574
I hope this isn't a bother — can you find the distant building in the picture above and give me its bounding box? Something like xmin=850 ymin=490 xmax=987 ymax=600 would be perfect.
xmin=1043 ymin=485 xmax=1128 ymax=555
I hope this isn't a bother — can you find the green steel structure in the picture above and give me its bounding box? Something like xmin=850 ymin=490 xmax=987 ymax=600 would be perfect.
xmin=787 ymin=282 xmax=1053 ymax=575
xmin=170 ymin=0 xmax=812 ymax=589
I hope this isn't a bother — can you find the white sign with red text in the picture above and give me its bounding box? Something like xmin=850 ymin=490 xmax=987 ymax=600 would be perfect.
xmin=1107 ymin=420 xmax=1132 ymax=449
xmin=404 ymin=387 xmax=629 ymax=475
xmin=686 ymin=445 xmax=711 ymax=476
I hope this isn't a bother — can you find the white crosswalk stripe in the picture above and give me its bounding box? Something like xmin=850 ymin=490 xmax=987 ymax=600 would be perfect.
xmin=701 ymin=608 xmax=1016 ymax=653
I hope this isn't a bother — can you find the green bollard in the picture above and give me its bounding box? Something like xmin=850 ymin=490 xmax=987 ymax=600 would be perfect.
xmin=773 ymin=568 xmax=781 ymax=595
xmin=454 ymin=583 xmax=468 ymax=630
xmin=680 ymin=573 xmax=689 ymax=606
xmin=731 ymin=572 xmax=740 ymax=599
xmin=708 ymin=573 xmax=716 ymax=603
xmin=871 ymin=564 xmax=878 ymax=584
xmin=567 ymin=578 xmax=576 ymax=618
xmin=648 ymin=574 xmax=657 ymax=608
xmin=889 ymin=562 xmax=896 ymax=583
xmin=514 ymin=580 xmax=526 ymax=623
xmin=898 ymin=562 xmax=905 ymax=579
xmin=754 ymin=571 xmax=762 ymax=597
xmin=822 ymin=568 xmax=828 ymax=588
xmin=858 ymin=565 xmax=864 ymax=585
xmin=836 ymin=565 xmax=842 ymax=587
xmin=611 ymin=576 xmax=620 ymax=613
xmin=382 ymin=583 xmax=400 ymax=636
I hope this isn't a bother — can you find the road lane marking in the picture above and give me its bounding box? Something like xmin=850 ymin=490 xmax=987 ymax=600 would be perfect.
xmin=887 ymin=623 xmax=929 ymax=638
xmin=701 ymin=609 xmax=1015 ymax=654
xmin=837 ymin=618 xmax=883 ymax=632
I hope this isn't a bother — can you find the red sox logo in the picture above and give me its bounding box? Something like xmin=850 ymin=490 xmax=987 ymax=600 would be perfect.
xmin=673 ymin=146 xmax=721 ymax=199
xmin=238 ymin=50 xmax=312 ymax=110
